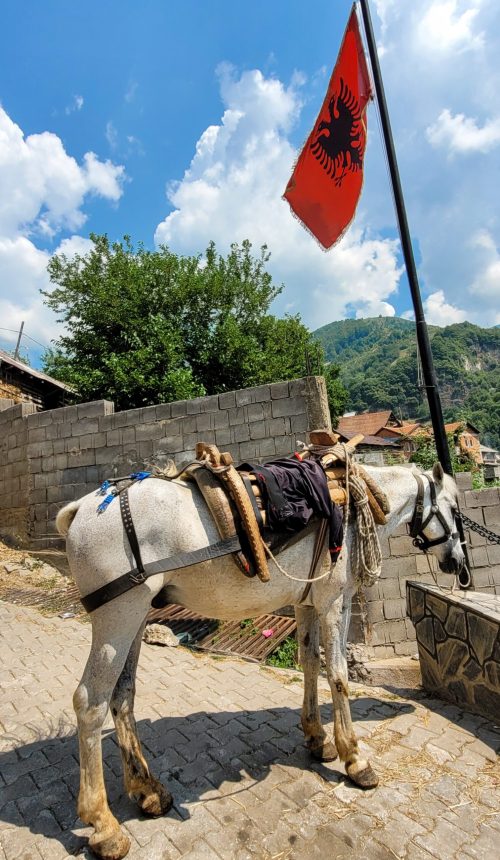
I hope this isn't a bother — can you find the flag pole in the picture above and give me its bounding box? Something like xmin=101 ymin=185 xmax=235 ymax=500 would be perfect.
xmin=357 ymin=0 xmax=472 ymax=587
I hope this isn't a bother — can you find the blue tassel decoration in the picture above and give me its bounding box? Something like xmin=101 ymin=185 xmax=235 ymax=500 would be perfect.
xmin=97 ymin=479 xmax=111 ymax=496
xmin=97 ymin=492 xmax=117 ymax=514
xmin=130 ymin=471 xmax=151 ymax=482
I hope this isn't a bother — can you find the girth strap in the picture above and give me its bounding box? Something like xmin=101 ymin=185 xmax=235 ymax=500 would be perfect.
xmin=80 ymin=536 xmax=241 ymax=614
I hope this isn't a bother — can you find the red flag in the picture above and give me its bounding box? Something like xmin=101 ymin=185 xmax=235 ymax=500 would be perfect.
xmin=283 ymin=7 xmax=372 ymax=249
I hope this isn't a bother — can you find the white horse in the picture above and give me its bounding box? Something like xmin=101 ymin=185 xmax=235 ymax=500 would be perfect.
xmin=56 ymin=461 xmax=464 ymax=860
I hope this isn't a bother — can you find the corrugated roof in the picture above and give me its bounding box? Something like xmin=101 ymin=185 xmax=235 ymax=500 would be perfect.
xmin=0 ymin=349 xmax=72 ymax=392
xmin=337 ymin=410 xmax=396 ymax=437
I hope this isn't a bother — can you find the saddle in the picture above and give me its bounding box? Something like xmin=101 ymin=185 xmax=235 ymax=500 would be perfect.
xmin=185 ymin=431 xmax=390 ymax=584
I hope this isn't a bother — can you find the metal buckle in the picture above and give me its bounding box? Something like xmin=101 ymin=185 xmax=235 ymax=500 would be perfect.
xmin=130 ymin=570 xmax=147 ymax=585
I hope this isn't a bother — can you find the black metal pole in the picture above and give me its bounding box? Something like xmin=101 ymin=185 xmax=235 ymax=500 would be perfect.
xmin=358 ymin=0 xmax=450 ymax=472
xmin=358 ymin=0 xmax=472 ymax=587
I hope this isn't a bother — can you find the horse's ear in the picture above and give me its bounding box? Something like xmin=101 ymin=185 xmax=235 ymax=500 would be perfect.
xmin=432 ymin=462 xmax=444 ymax=484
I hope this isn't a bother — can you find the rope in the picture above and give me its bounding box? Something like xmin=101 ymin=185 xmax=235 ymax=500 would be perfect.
xmin=349 ymin=468 xmax=382 ymax=586
xmin=263 ymin=541 xmax=332 ymax=583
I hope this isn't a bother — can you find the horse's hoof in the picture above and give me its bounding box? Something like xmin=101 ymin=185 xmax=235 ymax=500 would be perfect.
xmin=309 ymin=741 xmax=338 ymax=762
xmin=346 ymin=761 xmax=379 ymax=789
xmin=139 ymin=783 xmax=173 ymax=817
xmin=89 ymin=829 xmax=131 ymax=860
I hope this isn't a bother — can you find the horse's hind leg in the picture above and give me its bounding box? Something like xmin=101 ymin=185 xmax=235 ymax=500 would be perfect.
xmin=74 ymin=604 xmax=149 ymax=860
xmin=320 ymin=596 xmax=379 ymax=789
xmin=110 ymin=623 xmax=173 ymax=817
xmin=295 ymin=605 xmax=337 ymax=762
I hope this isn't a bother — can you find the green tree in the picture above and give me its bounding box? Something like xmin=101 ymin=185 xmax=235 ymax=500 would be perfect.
xmin=42 ymin=235 xmax=346 ymax=417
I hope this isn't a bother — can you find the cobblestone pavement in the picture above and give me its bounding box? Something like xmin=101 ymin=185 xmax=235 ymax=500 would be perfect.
xmin=0 ymin=601 xmax=499 ymax=860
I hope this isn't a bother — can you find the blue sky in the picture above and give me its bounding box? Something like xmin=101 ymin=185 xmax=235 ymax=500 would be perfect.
xmin=1 ymin=1 xmax=499 ymax=366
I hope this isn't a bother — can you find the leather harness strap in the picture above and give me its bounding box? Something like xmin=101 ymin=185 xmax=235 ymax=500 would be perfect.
xmin=80 ymin=536 xmax=241 ymax=613
xmin=120 ymin=488 xmax=145 ymax=577
xmin=299 ymin=518 xmax=329 ymax=605
xmin=409 ymin=473 xmax=459 ymax=551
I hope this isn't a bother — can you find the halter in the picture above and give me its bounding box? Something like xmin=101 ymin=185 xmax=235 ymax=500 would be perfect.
xmin=408 ymin=472 xmax=459 ymax=552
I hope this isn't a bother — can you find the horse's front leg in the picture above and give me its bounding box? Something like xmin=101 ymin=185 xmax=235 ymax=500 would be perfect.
xmin=74 ymin=604 xmax=149 ymax=860
xmin=295 ymin=605 xmax=337 ymax=762
xmin=110 ymin=623 xmax=173 ymax=817
xmin=320 ymin=596 xmax=379 ymax=789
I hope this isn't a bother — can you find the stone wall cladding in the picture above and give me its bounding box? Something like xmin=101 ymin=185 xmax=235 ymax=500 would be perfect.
xmin=407 ymin=581 xmax=500 ymax=720
xmin=0 ymin=376 xmax=330 ymax=547
xmin=360 ymin=471 xmax=500 ymax=657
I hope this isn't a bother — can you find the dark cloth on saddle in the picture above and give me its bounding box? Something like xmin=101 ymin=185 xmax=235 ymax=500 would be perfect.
xmin=239 ymin=458 xmax=343 ymax=562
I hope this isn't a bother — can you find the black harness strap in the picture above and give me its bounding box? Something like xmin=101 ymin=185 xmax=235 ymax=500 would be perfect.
xmin=120 ymin=488 xmax=145 ymax=576
xmin=80 ymin=536 xmax=241 ymax=613
xmin=409 ymin=473 xmax=459 ymax=551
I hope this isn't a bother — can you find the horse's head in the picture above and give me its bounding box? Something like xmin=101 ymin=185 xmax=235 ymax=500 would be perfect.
xmin=410 ymin=463 xmax=465 ymax=575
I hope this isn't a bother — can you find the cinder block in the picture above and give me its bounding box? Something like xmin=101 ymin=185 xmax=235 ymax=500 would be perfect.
xmin=106 ymin=429 xmax=121 ymax=446
xmin=89 ymin=432 xmax=106 ymax=449
xmin=484 ymin=506 xmax=500 ymax=527
xmin=271 ymin=396 xmax=304 ymax=419
xmin=29 ymin=427 xmax=46 ymax=444
xmin=266 ymin=417 xmax=288 ymax=437
xmin=384 ymin=599 xmax=405 ymax=620
xmin=455 ymin=472 xmax=472 ymax=489
xmin=487 ymin=545 xmax=500 ymax=566
xmin=290 ymin=413 xmax=308 ymax=433
xmin=235 ymin=385 xmax=270 ymax=406
xmin=186 ymin=397 xmax=204 ymax=415
xmin=228 ymin=408 xmax=246 ymax=426
xmin=270 ymin=382 xmax=290 ymax=400
xmin=394 ymin=640 xmax=418 ymax=656
xmin=121 ymin=427 xmax=135 ymax=445
xmin=367 ymin=600 xmax=385 ymax=623
xmin=71 ymin=418 xmax=99 ymax=436
xmin=140 ymin=405 xmax=158 ymax=423
xmin=218 ymin=391 xmax=236 ymax=410
xmin=200 ymin=394 xmax=220 ymax=413
xmin=68 ymin=449 xmax=96 ymax=468
xmin=215 ymin=428 xmax=232 ymax=446
xmin=471 ymin=546 xmax=489 ymax=568
xmin=85 ymin=466 xmax=100 ymax=485
xmin=155 ymin=403 xmax=171 ymax=420
xmin=157 ymin=435 xmax=185 ymax=454
xmin=98 ymin=415 xmax=115 ymax=431
xmin=389 ymin=535 xmax=419 ymax=556
xmin=249 ymin=421 xmax=267 ymax=441
xmin=238 ymin=441 xmax=258 ymax=460
xmin=213 ymin=410 xmax=230 ymax=430
xmin=258 ymin=438 xmax=276 ymax=458
xmin=385 ymin=619 xmax=406 ymax=643
xmin=379 ymin=578 xmax=402 ymax=599
xmin=196 ymin=412 xmax=213 ymax=432
xmin=247 ymin=403 xmax=265 ymax=422
xmin=464 ymin=488 xmax=499 ymax=508
xmin=170 ymin=400 xmax=187 ymax=417
xmin=77 ymin=400 xmax=114 ymax=418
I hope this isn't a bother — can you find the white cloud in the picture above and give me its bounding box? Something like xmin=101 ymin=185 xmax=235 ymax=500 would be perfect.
xmin=0 ymin=106 xmax=125 ymax=236
xmin=416 ymin=1 xmax=484 ymax=54
xmin=105 ymin=120 xmax=118 ymax=150
xmin=427 ymin=108 xmax=500 ymax=153
xmin=155 ymin=66 xmax=403 ymax=328
xmin=65 ymin=94 xmax=84 ymax=115
xmin=423 ymin=290 xmax=468 ymax=325
xmin=0 ymin=105 xmax=126 ymax=359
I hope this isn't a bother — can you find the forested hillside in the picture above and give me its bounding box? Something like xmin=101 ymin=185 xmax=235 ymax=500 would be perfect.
xmin=314 ymin=317 xmax=500 ymax=448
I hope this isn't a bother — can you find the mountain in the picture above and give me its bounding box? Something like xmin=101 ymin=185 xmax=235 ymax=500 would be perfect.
xmin=313 ymin=317 xmax=500 ymax=449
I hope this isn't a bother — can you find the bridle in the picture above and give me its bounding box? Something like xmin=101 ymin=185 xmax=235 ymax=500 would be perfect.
xmin=408 ymin=472 xmax=459 ymax=553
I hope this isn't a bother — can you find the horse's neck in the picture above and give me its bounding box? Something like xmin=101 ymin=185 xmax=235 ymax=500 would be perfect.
xmin=360 ymin=465 xmax=419 ymax=536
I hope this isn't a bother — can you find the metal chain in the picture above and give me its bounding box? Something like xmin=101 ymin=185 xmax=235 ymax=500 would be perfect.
xmin=456 ymin=511 xmax=500 ymax=545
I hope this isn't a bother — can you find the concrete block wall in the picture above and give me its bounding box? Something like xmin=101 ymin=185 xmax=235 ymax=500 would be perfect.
xmin=0 ymin=376 xmax=330 ymax=546
xmin=360 ymin=471 xmax=500 ymax=657
xmin=0 ymin=401 xmax=37 ymax=542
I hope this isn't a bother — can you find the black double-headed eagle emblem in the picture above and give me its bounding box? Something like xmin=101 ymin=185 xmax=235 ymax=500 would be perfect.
xmin=310 ymin=77 xmax=365 ymax=187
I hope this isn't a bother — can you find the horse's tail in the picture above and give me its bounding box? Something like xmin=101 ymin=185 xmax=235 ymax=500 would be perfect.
xmin=56 ymin=500 xmax=82 ymax=536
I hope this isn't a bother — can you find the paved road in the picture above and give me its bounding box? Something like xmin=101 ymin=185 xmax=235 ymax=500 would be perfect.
xmin=0 ymin=601 xmax=499 ymax=860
